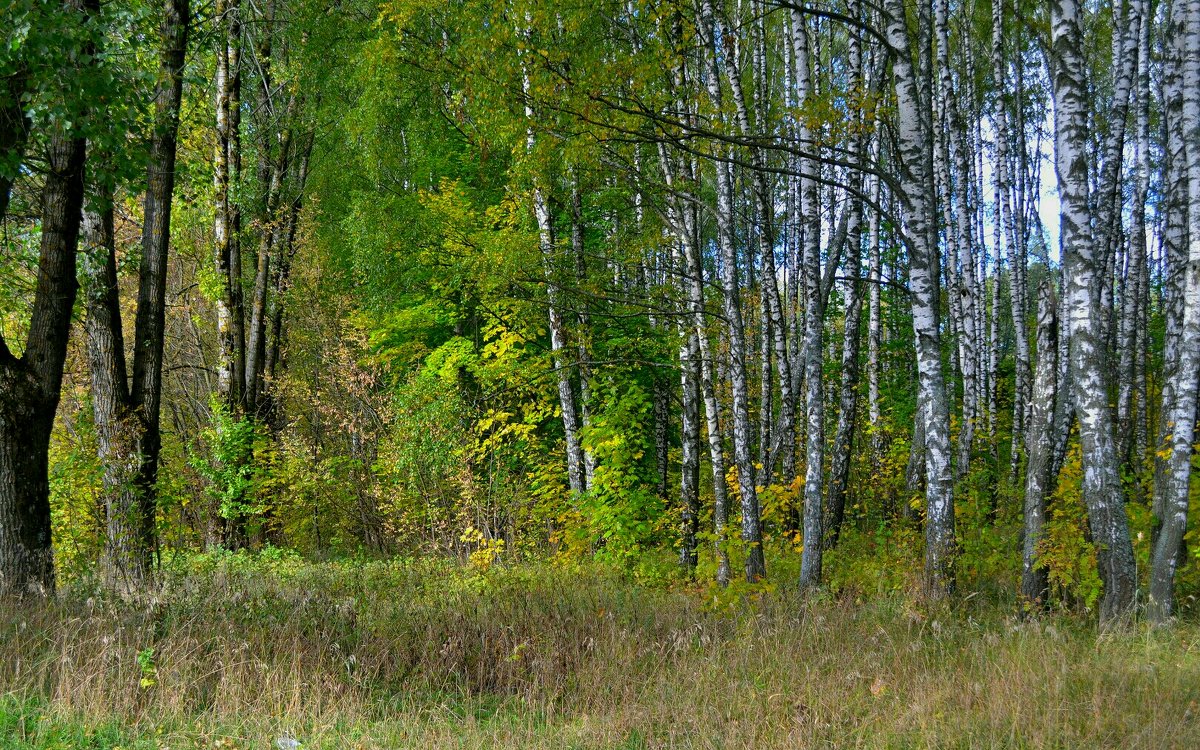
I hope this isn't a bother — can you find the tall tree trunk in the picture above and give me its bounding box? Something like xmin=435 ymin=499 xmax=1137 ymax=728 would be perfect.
xmin=657 ymin=63 xmax=732 ymax=584
xmin=1149 ymin=0 xmax=1200 ymax=622
xmin=264 ymin=135 xmax=312 ymax=393
xmin=722 ymin=4 xmax=793 ymax=488
xmin=85 ymin=0 xmax=189 ymax=590
xmin=1049 ymin=0 xmax=1137 ymax=623
xmin=82 ymin=194 xmax=142 ymax=591
xmin=0 ymin=51 xmax=88 ymax=592
xmin=827 ymin=8 xmax=866 ymax=548
xmin=867 ymin=143 xmax=884 ymax=462
xmin=699 ymin=0 xmax=764 ymax=582
xmin=1118 ymin=0 xmax=1151 ymax=469
xmin=885 ymin=0 xmax=956 ymax=596
xmin=990 ymin=0 xmax=1029 ymax=481
xmin=935 ymin=0 xmax=979 ymax=481
xmin=247 ymin=104 xmax=295 ymax=417
xmin=212 ymin=0 xmax=248 ymax=548
xmin=788 ymin=8 xmax=826 ymax=589
xmin=569 ymin=178 xmax=598 ymax=489
xmin=1022 ymin=281 xmax=1057 ymax=606
xmin=520 ymin=33 xmax=586 ymax=499
xmin=679 ymin=307 xmax=702 ymax=572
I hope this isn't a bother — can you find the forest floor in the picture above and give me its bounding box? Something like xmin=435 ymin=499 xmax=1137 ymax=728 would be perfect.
xmin=0 ymin=554 xmax=1198 ymax=749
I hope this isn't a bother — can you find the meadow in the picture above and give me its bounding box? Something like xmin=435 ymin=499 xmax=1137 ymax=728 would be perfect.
xmin=1 ymin=552 xmax=1197 ymax=749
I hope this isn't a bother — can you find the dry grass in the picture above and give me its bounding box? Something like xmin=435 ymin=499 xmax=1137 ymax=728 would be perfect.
xmin=1 ymin=556 xmax=1198 ymax=748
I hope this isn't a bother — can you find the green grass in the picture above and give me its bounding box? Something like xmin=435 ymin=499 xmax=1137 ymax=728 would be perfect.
xmin=1 ymin=555 xmax=1198 ymax=748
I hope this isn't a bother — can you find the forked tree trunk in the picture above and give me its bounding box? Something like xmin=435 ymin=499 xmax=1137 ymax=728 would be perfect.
xmin=84 ymin=0 xmax=189 ymax=590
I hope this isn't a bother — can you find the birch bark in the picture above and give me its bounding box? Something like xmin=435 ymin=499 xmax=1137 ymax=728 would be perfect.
xmin=1049 ymin=0 xmax=1137 ymax=622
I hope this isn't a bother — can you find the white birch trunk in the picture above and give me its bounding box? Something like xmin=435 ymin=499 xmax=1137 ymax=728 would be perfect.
xmin=1149 ymin=0 xmax=1200 ymax=622
xmin=1049 ymin=0 xmax=1137 ymax=623
xmin=885 ymin=0 xmax=956 ymax=595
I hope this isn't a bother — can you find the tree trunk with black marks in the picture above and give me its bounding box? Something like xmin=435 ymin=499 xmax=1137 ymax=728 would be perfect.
xmin=1022 ymin=281 xmax=1057 ymax=607
xmin=1149 ymin=0 xmax=1200 ymax=623
xmin=1049 ymin=0 xmax=1137 ymax=623
xmin=885 ymin=0 xmax=956 ymax=596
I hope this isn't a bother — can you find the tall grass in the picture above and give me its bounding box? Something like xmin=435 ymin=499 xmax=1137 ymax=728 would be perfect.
xmin=1 ymin=555 xmax=1198 ymax=748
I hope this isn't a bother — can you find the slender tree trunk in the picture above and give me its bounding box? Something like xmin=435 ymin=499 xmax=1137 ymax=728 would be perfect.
xmin=213 ymin=0 xmax=238 ymax=408
xmin=788 ymin=8 xmax=826 ymax=589
xmin=1153 ymin=0 xmax=1189 ymax=555
xmin=904 ymin=400 xmax=927 ymax=523
xmin=569 ymin=178 xmax=598 ymax=489
xmin=521 ymin=35 xmax=586 ymax=499
xmin=1022 ymin=281 xmax=1058 ymax=606
xmin=82 ymin=195 xmax=142 ymax=591
xmin=264 ymin=135 xmax=312 ymax=392
xmin=867 ymin=143 xmax=884 ymax=460
xmin=1118 ymin=0 xmax=1151 ymax=469
xmin=1149 ymin=0 xmax=1200 ymax=622
xmin=700 ymin=0 xmax=764 ymax=582
xmin=679 ymin=304 xmax=702 ymax=571
xmin=990 ymin=0 xmax=1029 ymax=480
xmin=827 ymin=271 xmax=863 ymax=547
xmin=723 ymin=6 xmax=793 ymax=488
xmin=827 ymin=9 xmax=866 ymax=547
xmin=935 ymin=0 xmax=978 ymax=481
xmin=247 ymin=104 xmax=294 ymax=416
xmin=885 ymin=0 xmax=956 ymax=595
xmin=212 ymin=0 xmax=248 ymax=547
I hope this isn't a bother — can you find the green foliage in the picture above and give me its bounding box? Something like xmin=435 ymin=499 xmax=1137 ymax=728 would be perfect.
xmin=824 ymin=524 xmax=925 ymax=600
xmin=48 ymin=399 xmax=104 ymax=584
xmin=189 ymin=400 xmax=269 ymax=530
xmin=1037 ymin=445 xmax=1104 ymax=612
xmin=579 ymin=380 xmax=664 ymax=564
xmin=135 ymin=648 xmax=157 ymax=690
xmin=954 ymin=471 xmax=1022 ymax=597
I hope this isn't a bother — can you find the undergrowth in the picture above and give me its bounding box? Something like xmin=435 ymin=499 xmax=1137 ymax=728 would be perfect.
xmin=0 ymin=554 xmax=1198 ymax=749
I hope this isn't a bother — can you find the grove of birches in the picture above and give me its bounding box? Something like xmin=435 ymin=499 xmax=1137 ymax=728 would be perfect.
xmin=3 ymin=0 xmax=1200 ymax=630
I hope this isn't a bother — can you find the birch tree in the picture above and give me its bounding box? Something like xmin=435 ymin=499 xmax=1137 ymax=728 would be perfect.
xmin=1048 ymin=0 xmax=1136 ymax=622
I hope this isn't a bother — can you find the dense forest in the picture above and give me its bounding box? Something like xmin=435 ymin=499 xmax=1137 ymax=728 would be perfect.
xmin=5 ymin=0 xmax=1200 ymax=624
xmin=5 ymin=0 xmax=1200 ymax=745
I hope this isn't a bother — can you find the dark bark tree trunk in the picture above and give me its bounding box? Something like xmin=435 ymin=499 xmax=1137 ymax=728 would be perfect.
xmin=826 ymin=272 xmax=863 ymax=548
xmin=0 ymin=48 xmax=89 ymax=591
xmin=82 ymin=0 xmax=189 ymax=589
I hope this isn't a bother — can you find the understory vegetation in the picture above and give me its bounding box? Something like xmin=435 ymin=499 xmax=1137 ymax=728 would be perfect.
xmin=1 ymin=556 xmax=1199 ymax=749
